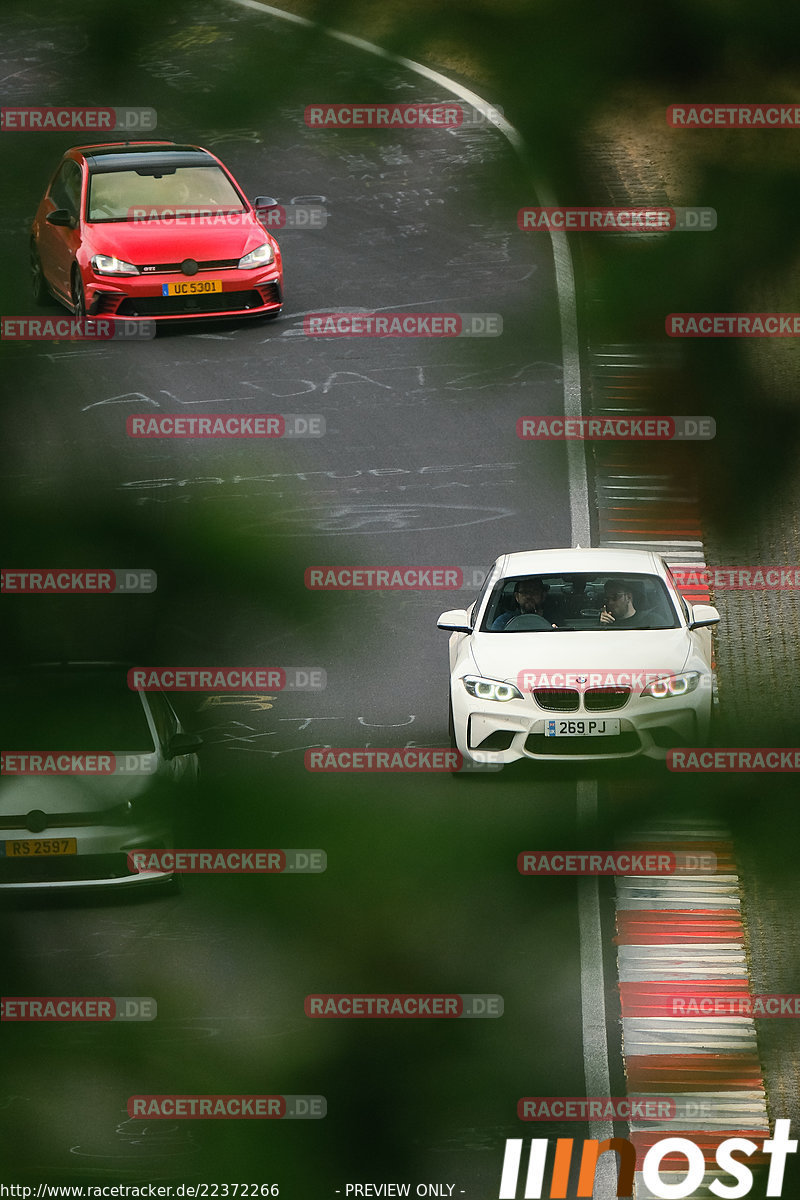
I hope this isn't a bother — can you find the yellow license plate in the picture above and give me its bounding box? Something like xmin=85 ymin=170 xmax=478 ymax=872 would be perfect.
xmin=4 ymin=838 xmax=78 ymax=857
xmin=161 ymin=279 xmax=223 ymax=296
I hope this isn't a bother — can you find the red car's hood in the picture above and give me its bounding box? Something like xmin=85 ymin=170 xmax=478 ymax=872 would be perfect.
xmin=84 ymin=214 xmax=270 ymax=264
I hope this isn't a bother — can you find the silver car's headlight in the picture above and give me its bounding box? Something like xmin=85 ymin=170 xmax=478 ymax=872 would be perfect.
xmin=90 ymin=254 xmax=139 ymax=276
xmin=462 ymin=675 xmax=523 ymax=702
xmin=238 ymin=242 xmax=274 ymax=268
xmin=641 ymin=671 xmax=702 ymax=699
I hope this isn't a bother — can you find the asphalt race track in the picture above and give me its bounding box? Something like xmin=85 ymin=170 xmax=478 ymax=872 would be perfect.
xmin=1 ymin=3 xmax=798 ymax=1199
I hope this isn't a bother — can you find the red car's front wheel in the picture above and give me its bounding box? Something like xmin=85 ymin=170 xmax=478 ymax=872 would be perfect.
xmin=71 ymin=268 xmax=86 ymax=318
xmin=30 ymin=244 xmax=49 ymax=307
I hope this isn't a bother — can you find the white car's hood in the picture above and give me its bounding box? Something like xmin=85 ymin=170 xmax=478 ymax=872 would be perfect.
xmin=470 ymin=628 xmax=691 ymax=684
xmin=0 ymin=765 xmax=159 ymax=818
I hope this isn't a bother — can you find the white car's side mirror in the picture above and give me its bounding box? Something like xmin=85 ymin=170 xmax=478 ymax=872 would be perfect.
xmin=689 ymin=603 xmax=720 ymax=629
xmin=437 ymin=608 xmax=472 ymax=634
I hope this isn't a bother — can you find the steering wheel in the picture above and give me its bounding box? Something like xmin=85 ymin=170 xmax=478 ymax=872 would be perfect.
xmin=503 ymin=613 xmax=554 ymax=632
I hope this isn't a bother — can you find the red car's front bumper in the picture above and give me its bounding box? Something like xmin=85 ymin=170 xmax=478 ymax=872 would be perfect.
xmin=85 ymin=269 xmax=283 ymax=321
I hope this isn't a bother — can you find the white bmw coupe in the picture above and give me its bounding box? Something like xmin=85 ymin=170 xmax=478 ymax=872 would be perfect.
xmin=438 ymin=548 xmax=720 ymax=764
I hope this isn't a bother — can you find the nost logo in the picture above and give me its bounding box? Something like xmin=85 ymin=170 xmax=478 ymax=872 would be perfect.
xmin=499 ymin=1122 xmax=796 ymax=1198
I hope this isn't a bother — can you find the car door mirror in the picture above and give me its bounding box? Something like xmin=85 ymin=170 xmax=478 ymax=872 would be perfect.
xmin=437 ymin=608 xmax=472 ymax=633
xmin=688 ymin=603 xmax=720 ymax=629
xmin=253 ymin=195 xmax=279 ymax=210
xmin=166 ymin=732 xmax=204 ymax=759
xmin=46 ymin=208 xmax=75 ymax=228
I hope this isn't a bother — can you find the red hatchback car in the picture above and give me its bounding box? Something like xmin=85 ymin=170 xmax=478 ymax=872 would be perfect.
xmin=30 ymin=140 xmax=284 ymax=322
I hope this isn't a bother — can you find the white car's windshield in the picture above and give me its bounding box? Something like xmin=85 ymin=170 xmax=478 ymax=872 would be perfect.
xmin=87 ymin=165 xmax=246 ymax=222
xmin=0 ymin=671 xmax=156 ymax=751
xmin=480 ymin=571 xmax=679 ymax=632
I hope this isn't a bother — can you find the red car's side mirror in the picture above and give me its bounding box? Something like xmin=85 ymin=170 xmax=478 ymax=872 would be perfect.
xmin=46 ymin=208 xmax=75 ymax=228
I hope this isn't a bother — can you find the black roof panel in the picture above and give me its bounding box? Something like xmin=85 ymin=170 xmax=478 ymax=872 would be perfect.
xmin=79 ymin=144 xmax=217 ymax=173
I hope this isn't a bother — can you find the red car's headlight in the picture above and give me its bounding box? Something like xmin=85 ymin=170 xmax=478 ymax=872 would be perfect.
xmin=238 ymin=242 xmax=274 ymax=269
xmin=90 ymin=254 xmax=140 ymax=276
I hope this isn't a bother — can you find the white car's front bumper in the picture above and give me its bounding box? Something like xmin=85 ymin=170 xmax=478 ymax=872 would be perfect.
xmin=452 ymin=688 xmax=710 ymax=764
xmin=0 ymin=820 xmax=173 ymax=891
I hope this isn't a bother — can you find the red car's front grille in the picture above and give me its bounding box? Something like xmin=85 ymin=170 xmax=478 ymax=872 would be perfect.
xmin=138 ymin=258 xmax=240 ymax=273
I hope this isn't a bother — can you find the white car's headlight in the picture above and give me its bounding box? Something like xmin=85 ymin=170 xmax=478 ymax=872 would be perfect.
xmin=238 ymin=242 xmax=274 ymax=269
xmin=90 ymin=254 xmax=139 ymax=276
xmin=641 ymin=671 xmax=702 ymax=699
xmin=462 ymin=675 xmax=522 ymax=702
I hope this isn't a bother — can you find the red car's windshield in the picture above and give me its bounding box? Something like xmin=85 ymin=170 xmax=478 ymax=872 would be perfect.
xmin=87 ymin=165 xmax=247 ymax=222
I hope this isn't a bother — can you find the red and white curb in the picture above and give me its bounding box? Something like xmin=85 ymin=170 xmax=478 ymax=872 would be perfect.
xmin=614 ymin=819 xmax=768 ymax=1198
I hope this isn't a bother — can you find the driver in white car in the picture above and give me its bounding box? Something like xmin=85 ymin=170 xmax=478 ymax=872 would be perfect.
xmin=491 ymin=577 xmax=560 ymax=630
